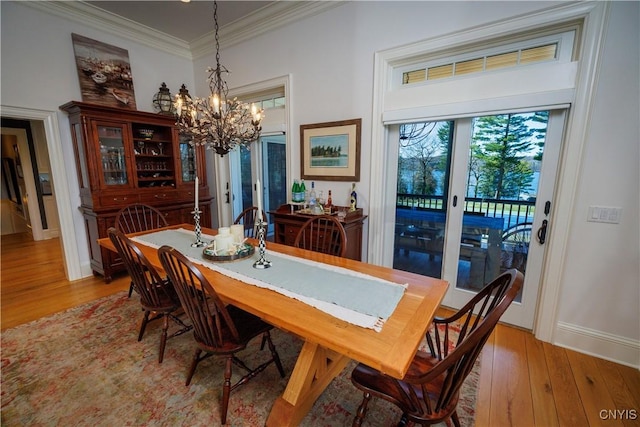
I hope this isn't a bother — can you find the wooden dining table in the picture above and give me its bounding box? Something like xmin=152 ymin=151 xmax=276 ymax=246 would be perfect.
xmin=98 ymin=224 xmax=449 ymax=426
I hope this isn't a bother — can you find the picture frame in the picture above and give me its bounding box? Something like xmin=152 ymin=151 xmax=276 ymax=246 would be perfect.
xmin=71 ymin=33 xmax=137 ymax=109
xmin=300 ymin=118 xmax=361 ymax=181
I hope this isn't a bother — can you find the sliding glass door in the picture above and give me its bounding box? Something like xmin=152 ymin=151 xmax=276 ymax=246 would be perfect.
xmin=392 ymin=110 xmax=565 ymax=328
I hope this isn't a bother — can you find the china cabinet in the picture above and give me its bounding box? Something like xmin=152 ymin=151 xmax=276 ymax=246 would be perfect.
xmin=60 ymin=101 xmax=212 ymax=282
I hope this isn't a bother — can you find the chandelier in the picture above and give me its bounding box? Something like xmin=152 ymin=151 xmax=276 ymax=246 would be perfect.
xmin=174 ymin=0 xmax=263 ymax=156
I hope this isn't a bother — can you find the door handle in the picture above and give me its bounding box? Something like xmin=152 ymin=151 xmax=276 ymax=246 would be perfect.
xmin=537 ymin=219 xmax=548 ymax=244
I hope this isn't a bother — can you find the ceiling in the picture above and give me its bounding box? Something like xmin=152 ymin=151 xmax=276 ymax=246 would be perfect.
xmin=86 ymin=1 xmax=275 ymax=43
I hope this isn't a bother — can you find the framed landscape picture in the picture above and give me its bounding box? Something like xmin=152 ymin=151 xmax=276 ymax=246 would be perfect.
xmin=300 ymin=118 xmax=361 ymax=181
xmin=71 ymin=33 xmax=137 ymax=109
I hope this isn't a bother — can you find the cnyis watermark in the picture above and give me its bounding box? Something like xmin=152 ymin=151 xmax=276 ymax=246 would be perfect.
xmin=599 ymin=409 xmax=638 ymax=420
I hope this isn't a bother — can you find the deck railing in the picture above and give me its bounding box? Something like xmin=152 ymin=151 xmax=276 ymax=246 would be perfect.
xmin=396 ymin=194 xmax=535 ymax=230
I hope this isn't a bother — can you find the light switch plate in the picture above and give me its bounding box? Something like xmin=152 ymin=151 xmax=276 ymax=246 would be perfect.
xmin=587 ymin=206 xmax=622 ymax=224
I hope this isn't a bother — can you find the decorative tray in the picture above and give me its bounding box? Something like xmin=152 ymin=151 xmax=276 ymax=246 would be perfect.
xmin=203 ymin=243 xmax=255 ymax=262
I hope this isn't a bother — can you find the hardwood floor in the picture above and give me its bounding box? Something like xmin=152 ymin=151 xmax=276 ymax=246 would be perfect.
xmin=2 ymin=232 xmax=638 ymax=426
xmin=1 ymin=232 xmax=129 ymax=330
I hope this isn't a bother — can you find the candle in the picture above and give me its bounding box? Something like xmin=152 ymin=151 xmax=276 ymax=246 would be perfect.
xmin=256 ymin=179 xmax=263 ymax=222
xmin=194 ymin=176 xmax=199 ymax=210
xmin=213 ymin=94 xmax=220 ymax=114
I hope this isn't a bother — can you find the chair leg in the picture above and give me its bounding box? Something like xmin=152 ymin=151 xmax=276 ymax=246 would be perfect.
xmin=264 ymin=332 xmax=285 ymax=377
xmin=353 ymin=392 xmax=371 ymax=427
xmin=398 ymin=415 xmax=414 ymax=427
xmin=138 ymin=310 xmax=151 ymax=341
xmin=158 ymin=314 xmax=169 ymax=363
xmin=260 ymin=334 xmax=267 ymax=350
xmin=451 ymin=410 xmax=461 ymax=427
xmin=221 ymin=356 xmax=233 ymax=425
xmin=128 ymin=281 xmax=135 ymax=298
xmin=185 ymin=348 xmax=202 ymax=386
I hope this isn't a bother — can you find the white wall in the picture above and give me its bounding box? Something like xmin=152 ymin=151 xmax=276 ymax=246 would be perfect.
xmin=1 ymin=1 xmax=195 ymax=273
xmin=195 ymin=1 xmax=639 ymax=366
xmin=1 ymin=1 xmax=638 ymax=366
xmin=553 ymin=2 xmax=639 ymax=364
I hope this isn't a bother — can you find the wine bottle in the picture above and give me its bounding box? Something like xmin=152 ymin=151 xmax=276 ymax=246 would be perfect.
xmin=309 ymin=181 xmax=317 ymax=206
xmin=292 ymin=179 xmax=300 ymax=202
xmin=300 ymin=180 xmax=307 ymax=204
xmin=350 ymin=183 xmax=357 ymax=212
xmin=325 ymin=189 xmax=333 ymax=213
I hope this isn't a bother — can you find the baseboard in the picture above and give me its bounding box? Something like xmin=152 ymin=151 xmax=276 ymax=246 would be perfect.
xmin=41 ymin=229 xmax=60 ymax=239
xmin=80 ymin=262 xmax=94 ymax=279
xmin=555 ymin=322 xmax=640 ymax=369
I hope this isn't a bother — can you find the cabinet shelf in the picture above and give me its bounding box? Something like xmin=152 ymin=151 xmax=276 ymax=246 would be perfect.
xmin=137 ymin=176 xmax=175 ymax=181
xmin=132 ymin=137 xmax=172 ymax=142
xmin=135 ymin=154 xmax=172 ymax=158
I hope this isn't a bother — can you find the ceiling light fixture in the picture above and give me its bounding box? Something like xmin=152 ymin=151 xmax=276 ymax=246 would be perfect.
xmin=174 ymin=0 xmax=263 ymax=156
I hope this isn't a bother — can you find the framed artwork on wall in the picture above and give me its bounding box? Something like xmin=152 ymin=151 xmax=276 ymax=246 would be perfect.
xmin=300 ymin=118 xmax=361 ymax=181
xmin=71 ymin=33 xmax=137 ymax=109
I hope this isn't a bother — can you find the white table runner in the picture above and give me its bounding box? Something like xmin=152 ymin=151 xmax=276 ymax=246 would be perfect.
xmin=133 ymin=228 xmax=406 ymax=331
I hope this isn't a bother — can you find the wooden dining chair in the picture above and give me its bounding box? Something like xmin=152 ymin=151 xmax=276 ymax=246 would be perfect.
xmin=158 ymin=245 xmax=286 ymax=425
xmin=107 ymin=228 xmax=191 ymax=363
xmin=350 ymin=269 xmax=524 ymax=427
xmin=233 ymin=206 xmax=266 ymax=238
xmin=293 ymin=215 xmax=348 ymax=257
xmin=115 ymin=203 xmax=169 ymax=297
xmin=115 ymin=203 xmax=168 ymax=234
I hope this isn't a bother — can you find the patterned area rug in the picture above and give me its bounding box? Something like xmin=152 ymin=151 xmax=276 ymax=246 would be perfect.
xmin=1 ymin=292 xmax=478 ymax=426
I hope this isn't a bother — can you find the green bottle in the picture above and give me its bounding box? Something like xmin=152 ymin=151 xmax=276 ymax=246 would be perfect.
xmin=300 ymin=180 xmax=307 ymax=203
xmin=292 ymin=179 xmax=300 ymax=202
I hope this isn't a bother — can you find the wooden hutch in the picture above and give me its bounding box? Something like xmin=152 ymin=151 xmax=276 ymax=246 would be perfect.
xmin=269 ymin=204 xmax=367 ymax=261
xmin=60 ymin=101 xmax=213 ymax=282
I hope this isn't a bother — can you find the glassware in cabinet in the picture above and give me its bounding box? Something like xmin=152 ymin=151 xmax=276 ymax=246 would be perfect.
xmin=97 ymin=125 xmax=128 ymax=186
xmin=180 ymin=140 xmax=196 ymax=182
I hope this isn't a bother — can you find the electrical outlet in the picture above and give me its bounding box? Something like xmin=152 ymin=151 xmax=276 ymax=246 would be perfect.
xmin=587 ymin=206 xmax=622 ymax=224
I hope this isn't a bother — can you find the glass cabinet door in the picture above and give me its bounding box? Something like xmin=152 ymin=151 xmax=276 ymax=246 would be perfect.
xmin=180 ymin=140 xmax=196 ymax=182
xmin=97 ymin=125 xmax=129 ymax=186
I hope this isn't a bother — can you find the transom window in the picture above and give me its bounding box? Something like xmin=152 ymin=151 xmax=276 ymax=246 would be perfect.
xmin=398 ymin=30 xmax=575 ymax=86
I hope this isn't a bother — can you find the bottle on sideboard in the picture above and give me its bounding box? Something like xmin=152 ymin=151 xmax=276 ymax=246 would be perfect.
xmin=292 ymin=179 xmax=300 ymax=202
xmin=300 ymin=180 xmax=307 ymax=204
xmin=309 ymin=181 xmax=317 ymax=207
xmin=350 ymin=183 xmax=357 ymax=212
xmin=325 ymin=190 xmax=333 ymax=213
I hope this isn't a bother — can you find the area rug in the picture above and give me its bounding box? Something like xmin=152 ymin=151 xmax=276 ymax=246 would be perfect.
xmin=1 ymin=292 xmax=478 ymax=426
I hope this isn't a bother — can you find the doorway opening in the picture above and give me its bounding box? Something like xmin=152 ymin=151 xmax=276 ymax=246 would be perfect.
xmin=1 ymin=106 xmax=83 ymax=281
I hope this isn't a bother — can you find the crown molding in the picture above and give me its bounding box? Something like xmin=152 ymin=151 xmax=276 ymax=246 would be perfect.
xmin=190 ymin=1 xmax=345 ymax=60
xmin=23 ymin=1 xmax=194 ymax=60
xmin=22 ymin=1 xmax=346 ymax=62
